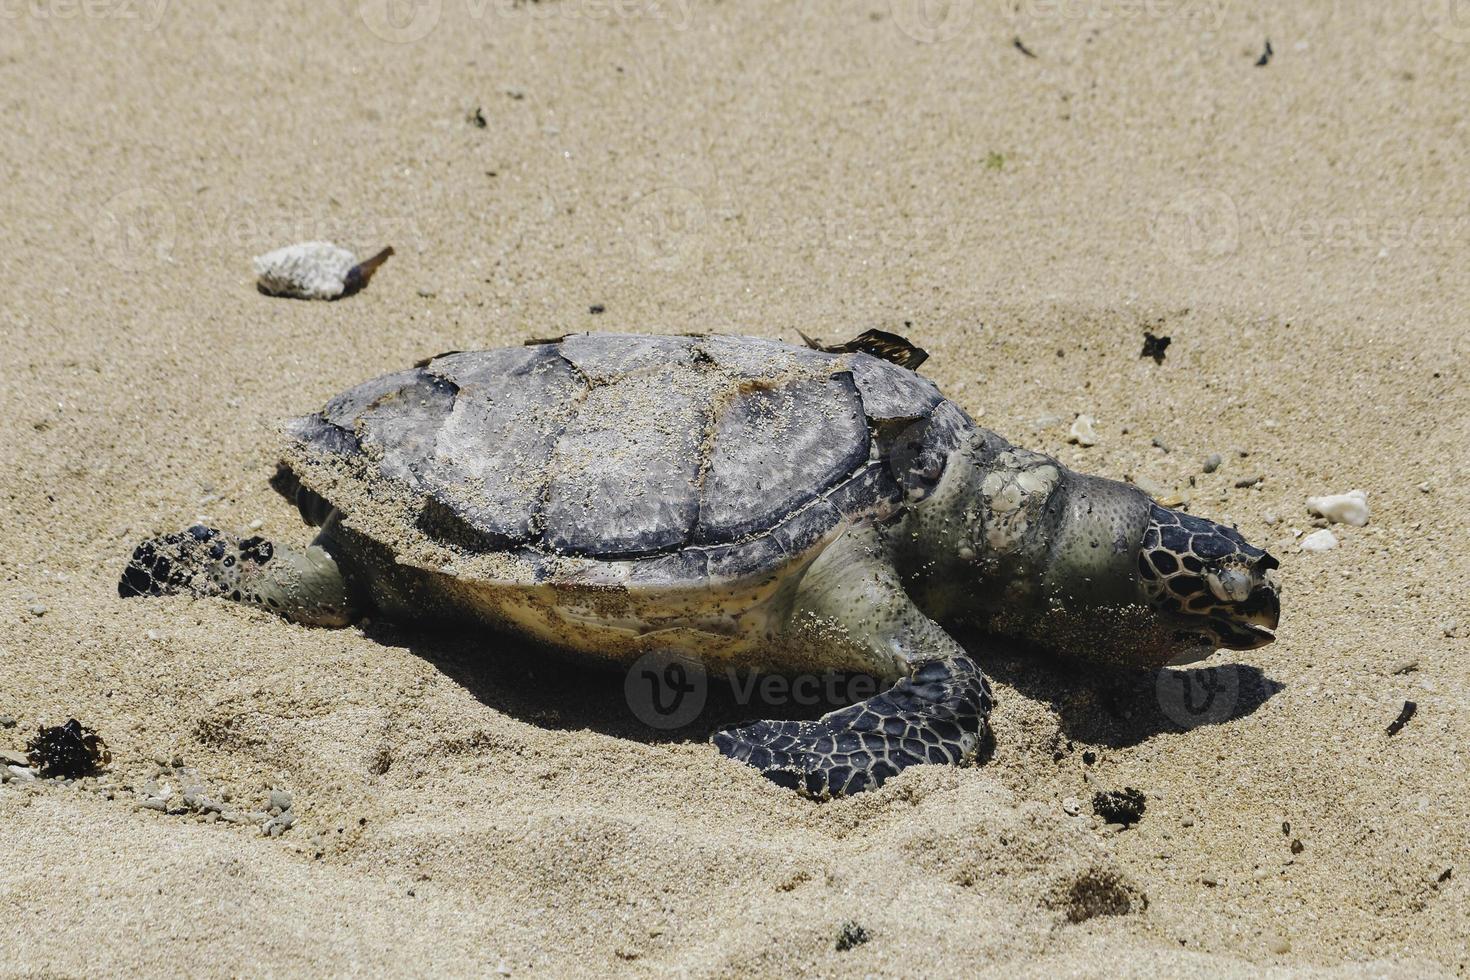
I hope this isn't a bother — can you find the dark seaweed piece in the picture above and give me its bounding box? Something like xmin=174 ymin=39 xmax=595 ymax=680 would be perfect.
xmin=835 ymin=921 xmax=870 ymax=951
xmin=1255 ymin=39 xmax=1273 ymax=67
xmin=26 ymin=719 xmax=110 ymax=778
xmin=1386 ymin=700 xmax=1417 ymax=736
xmin=1141 ymin=332 xmax=1171 ymax=364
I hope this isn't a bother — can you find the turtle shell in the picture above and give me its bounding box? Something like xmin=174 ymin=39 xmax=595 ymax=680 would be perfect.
xmin=282 ymin=333 xmax=969 ymax=585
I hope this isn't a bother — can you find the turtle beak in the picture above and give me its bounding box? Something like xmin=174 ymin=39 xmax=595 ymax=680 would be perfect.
xmin=1241 ymin=581 xmax=1281 ymax=632
xmin=1210 ymin=572 xmax=1280 ymax=649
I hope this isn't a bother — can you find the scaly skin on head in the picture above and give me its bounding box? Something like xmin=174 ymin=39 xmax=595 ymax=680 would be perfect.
xmin=888 ymin=428 xmax=1280 ymax=668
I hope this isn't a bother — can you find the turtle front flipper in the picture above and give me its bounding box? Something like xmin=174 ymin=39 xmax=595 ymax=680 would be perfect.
xmin=118 ymin=523 xmax=357 ymax=627
xmin=711 ymin=528 xmax=993 ymax=798
xmin=712 ymin=654 xmax=990 ymax=798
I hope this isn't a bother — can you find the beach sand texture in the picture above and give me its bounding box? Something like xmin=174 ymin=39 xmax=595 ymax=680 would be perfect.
xmin=1 ymin=1 xmax=1467 ymax=974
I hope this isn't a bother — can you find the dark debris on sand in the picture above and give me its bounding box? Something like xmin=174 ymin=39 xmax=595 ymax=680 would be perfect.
xmin=835 ymin=920 xmax=870 ymax=951
xmin=26 ymin=719 xmax=110 ymax=778
xmin=1141 ymin=332 xmax=1171 ymax=364
xmin=1093 ymin=787 xmax=1147 ymax=826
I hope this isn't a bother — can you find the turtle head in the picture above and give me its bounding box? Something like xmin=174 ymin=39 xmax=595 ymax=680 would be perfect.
xmin=1136 ymin=503 xmax=1280 ymax=655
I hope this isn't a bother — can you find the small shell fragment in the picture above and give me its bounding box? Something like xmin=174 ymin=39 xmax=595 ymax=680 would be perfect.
xmin=253 ymin=242 xmax=393 ymax=300
xmin=1067 ymin=414 xmax=1098 ymax=447
xmin=1305 ymin=489 xmax=1369 ymax=526
xmin=1299 ymin=528 xmax=1339 ymax=552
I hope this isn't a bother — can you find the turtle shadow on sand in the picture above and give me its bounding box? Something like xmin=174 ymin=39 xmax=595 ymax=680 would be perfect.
xmin=367 ymin=623 xmax=1279 ymax=753
xmin=971 ymin=637 xmax=1285 ymax=749
xmin=364 ymin=623 xmax=865 ymax=747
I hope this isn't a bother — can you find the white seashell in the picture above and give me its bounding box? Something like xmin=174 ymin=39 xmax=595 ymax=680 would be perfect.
xmin=1299 ymin=528 xmax=1339 ymax=552
xmin=253 ymin=242 xmax=393 ymax=300
xmin=1067 ymin=414 xmax=1098 ymax=447
xmin=1305 ymin=489 xmax=1369 ymax=526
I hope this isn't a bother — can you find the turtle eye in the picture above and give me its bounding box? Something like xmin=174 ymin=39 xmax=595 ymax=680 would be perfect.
xmin=1205 ymin=567 xmax=1251 ymax=603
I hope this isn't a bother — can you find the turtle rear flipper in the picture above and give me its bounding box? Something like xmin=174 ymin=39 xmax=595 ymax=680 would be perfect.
xmin=118 ymin=522 xmax=357 ymax=627
xmin=711 ymin=526 xmax=992 ymax=797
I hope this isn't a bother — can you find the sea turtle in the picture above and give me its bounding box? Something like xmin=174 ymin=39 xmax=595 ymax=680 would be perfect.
xmin=119 ymin=332 xmax=1281 ymax=797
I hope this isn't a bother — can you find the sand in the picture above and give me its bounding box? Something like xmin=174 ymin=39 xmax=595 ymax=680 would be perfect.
xmin=2 ymin=0 xmax=1467 ymax=975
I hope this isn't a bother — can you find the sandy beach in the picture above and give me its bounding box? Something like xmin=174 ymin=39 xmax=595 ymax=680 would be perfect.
xmin=1 ymin=0 xmax=1467 ymax=974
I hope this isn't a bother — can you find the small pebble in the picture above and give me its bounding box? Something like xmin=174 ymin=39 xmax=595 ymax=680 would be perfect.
xmin=1202 ymin=453 xmax=1222 ymax=473
xmin=1442 ymin=620 xmax=1458 ymax=638
xmin=1067 ymin=415 xmax=1098 ymax=447
xmin=1151 ymin=437 xmax=1170 ymax=453
xmin=247 ymin=518 xmax=264 ymax=531
xmin=1299 ymin=529 xmax=1338 ymax=552
xmin=141 ymin=797 xmax=167 ymax=812
xmin=0 ymin=749 xmax=30 ymax=766
xmin=146 ymin=629 xmax=161 ymax=642
xmin=1306 ymin=489 xmax=1370 ymax=526
xmin=0 ymin=716 xmax=15 ymax=728
xmin=28 ymin=603 xmax=48 ymax=617
xmin=1390 ymin=659 xmax=1419 ymax=675
xmin=1234 ymin=474 xmax=1264 ymax=489
xmin=265 ymin=812 xmax=295 ymax=838
xmin=1263 ymin=511 xmax=1280 ymax=526
xmin=1265 ymin=935 xmax=1292 ymax=955
xmin=1062 ymin=797 xmax=1081 ymax=816
xmin=7 ymin=765 xmax=35 ymax=782
xmin=269 ymin=789 xmax=294 ymax=812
